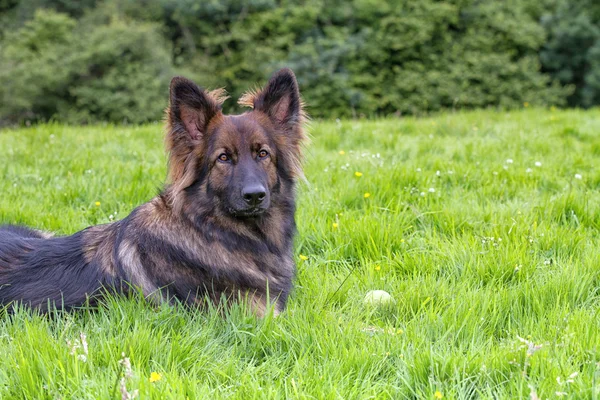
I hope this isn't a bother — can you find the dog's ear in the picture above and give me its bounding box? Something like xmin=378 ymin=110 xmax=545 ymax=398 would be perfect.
xmin=165 ymin=77 xmax=225 ymax=189
xmin=240 ymin=69 xmax=307 ymax=181
xmin=167 ymin=77 xmax=221 ymax=141
xmin=245 ymin=68 xmax=303 ymax=130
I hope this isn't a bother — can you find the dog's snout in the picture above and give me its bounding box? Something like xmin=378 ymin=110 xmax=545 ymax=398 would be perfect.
xmin=242 ymin=185 xmax=266 ymax=206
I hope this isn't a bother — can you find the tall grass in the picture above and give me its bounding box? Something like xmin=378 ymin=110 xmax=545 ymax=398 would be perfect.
xmin=1 ymin=108 xmax=599 ymax=398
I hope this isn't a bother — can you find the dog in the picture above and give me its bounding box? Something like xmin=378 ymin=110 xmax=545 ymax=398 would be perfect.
xmin=0 ymin=68 xmax=307 ymax=316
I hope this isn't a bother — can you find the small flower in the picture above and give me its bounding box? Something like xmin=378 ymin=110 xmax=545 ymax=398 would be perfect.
xmin=354 ymin=172 xmax=363 ymax=177
xmin=514 ymin=264 xmax=521 ymax=273
xmin=364 ymin=192 xmax=371 ymax=198
xmin=120 ymin=378 xmax=138 ymax=400
xmin=523 ymin=102 xmax=530 ymax=108
xmin=339 ymin=150 xmax=345 ymax=155
xmin=95 ymin=201 xmax=101 ymax=206
xmin=332 ymin=223 xmax=338 ymax=229
xmin=149 ymin=372 xmax=162 ymax=383
xmin=374 ymin=265 xmax=381 ymax=271
xmin=534 ymin=161 xmax=542 ymax=167
xmin=80 ymin=333 xmax=88 ymax=356
xmin=434 ymin=391 xmax=443 ymax=399
xmin=119 ymin=353 xmax=133 ymax=380
xmin=299 ymin=254 xmax=308 ymax=261
xmin=517 ymin=336 xmax=542 ymax=357
xmin=428 ymin=188 xmax=435 ymax=193
xmin=526 ymin=168 xmax=533 ymax=173
xmin=67 ymin=339 xmax=79 ymax=356
xmin=574 ymin=174 xmax=582 ymax=180
xmin=506 ymin=159 xmax=513 ymax=164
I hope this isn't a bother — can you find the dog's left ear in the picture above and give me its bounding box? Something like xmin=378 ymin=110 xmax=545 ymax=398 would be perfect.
xmin=241 ymin=68 xmax=307 ymax=180
xmin=250 ymin=68 xmax=303 ymax=130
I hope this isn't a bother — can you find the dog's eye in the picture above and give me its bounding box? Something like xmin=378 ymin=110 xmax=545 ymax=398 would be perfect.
xmin=218 ymin=153 xmax=230 ymax=162
xmin=258 ymin=149 xmax=269 ymax=159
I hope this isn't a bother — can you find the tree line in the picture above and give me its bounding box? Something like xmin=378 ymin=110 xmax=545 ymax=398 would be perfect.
xmin=0 ymin=0 xmax=598 ymax=124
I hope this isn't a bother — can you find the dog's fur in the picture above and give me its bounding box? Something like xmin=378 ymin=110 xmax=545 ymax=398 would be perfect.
xmin=0 ymin=68 xmax=306 ymax=316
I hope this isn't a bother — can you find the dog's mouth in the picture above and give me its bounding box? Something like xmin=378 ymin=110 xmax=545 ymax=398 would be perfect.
xmin=228 ymin=207 xmax=266 ymax=218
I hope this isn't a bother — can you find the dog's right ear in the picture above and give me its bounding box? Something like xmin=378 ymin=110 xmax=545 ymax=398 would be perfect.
xmin=167 ymin=77 xmax=221 ymax=141
xmin=165 ymin=77 xmax=226 ymax=188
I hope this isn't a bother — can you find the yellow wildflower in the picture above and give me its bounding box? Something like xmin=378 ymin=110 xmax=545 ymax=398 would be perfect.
xmin=339 ymin=150 xmax=345 ymax=155
xmin=434 ymin=391 xmax=443 ymax=399
xmin=149 ymin=372 xmax=162 ymax=383
xmin=354 ymin=172 xmax=363 ymax=177
xmin=332 ymin=223 xmax=338 ymax=229
xmin=374 ymin=265 xmax=381 ymax=271
xmin=95 ymin=201 xmax=101 ymax=207
xmin=364 ymin=192 xmax=371 ymax=198
xmin=299 ymin=254 xmax=308 ymax=261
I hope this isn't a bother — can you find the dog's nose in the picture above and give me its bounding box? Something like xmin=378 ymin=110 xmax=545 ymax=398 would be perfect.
xmin=242 ymin=185 xmax=266 ymax=206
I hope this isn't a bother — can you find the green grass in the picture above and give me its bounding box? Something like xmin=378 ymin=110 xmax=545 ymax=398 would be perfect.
xmin=1 ymin=108 xmax=600 ymax=399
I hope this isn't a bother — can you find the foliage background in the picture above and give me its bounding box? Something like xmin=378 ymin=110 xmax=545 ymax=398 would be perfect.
xmin=0 ymin=0 xmax=598 ymax=124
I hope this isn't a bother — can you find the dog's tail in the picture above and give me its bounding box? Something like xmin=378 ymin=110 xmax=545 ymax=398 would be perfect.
xmin=0 ymin=228 xmax=106 ymax=311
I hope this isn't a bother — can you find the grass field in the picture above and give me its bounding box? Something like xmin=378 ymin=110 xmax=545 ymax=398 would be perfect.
xmin=1 ymin=108 xmax=600 ymax=399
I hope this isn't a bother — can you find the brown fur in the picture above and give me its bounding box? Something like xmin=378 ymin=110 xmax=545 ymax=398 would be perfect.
xmin=0 ymin=69 xmax=306 ymax=316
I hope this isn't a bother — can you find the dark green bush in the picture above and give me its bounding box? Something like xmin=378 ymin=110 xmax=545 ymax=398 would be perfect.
xmin=541 ymin=0 xmax=600 ymax=107
xmin=1 ymin=0 xmax=597 ymax=124
xmin=164 ymin=0 xmax=570 ymax=117
xmin=0 ymin=9 xmax=174 ymax=124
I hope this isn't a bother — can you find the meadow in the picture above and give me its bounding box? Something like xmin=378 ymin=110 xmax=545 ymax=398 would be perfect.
xmin=0 ymin=108 xmax=599 ymax=399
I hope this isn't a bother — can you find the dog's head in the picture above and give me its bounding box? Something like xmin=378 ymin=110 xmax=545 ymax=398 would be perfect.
xmin=165 ymin=69 xmax=306 ymax=219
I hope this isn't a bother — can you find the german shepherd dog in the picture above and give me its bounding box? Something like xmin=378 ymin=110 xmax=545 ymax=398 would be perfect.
xmin=0 ymin=68 xmax=306 ymax=316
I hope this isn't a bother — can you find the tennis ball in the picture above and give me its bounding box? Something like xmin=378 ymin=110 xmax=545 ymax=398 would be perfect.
xmin=364 ymin=290 xmax=394 ymax=306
